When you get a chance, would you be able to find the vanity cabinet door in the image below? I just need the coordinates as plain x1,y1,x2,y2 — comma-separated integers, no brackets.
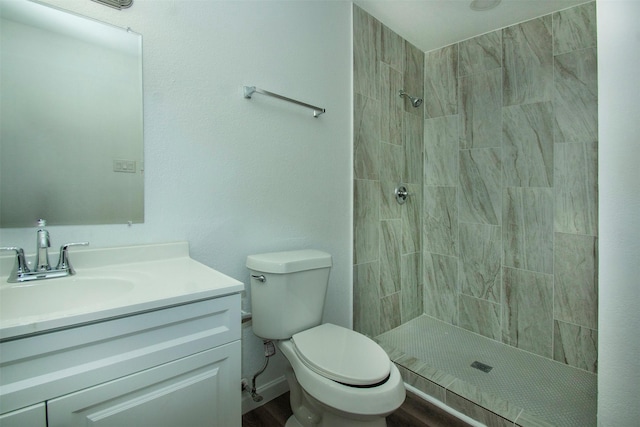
0,403,46,427
47,341,241,427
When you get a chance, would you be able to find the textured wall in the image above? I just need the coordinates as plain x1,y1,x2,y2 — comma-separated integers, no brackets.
422,2,598,372
353,5,425,338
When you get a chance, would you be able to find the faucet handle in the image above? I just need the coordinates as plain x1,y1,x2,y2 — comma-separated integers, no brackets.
1,247,31,281
56,242,89,274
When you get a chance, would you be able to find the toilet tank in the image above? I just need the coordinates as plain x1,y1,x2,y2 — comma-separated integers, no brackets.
247,250,332,340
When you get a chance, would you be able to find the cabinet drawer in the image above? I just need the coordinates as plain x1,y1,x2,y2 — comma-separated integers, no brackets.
0,294,240,414
48,341,241,427
0,403,46,427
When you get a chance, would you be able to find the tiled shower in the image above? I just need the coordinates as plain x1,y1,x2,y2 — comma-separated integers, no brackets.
353,0,598,416
353,4,425,338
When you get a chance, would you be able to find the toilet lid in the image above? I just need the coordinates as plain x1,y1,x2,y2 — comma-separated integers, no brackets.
291,323,390,386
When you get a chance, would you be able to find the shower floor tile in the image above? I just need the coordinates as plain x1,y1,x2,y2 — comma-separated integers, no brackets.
376,315,597,427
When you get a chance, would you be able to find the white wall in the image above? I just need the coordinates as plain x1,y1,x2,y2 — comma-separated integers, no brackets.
0,0,353,394
597,1,640,425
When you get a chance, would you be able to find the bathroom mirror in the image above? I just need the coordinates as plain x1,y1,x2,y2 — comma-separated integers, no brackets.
0,0,143,228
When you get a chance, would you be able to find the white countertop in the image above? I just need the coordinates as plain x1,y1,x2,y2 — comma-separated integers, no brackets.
0,242,244,340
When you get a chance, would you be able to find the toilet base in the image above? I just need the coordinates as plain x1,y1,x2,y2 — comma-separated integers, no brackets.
284,366,389,427
285,414,304,427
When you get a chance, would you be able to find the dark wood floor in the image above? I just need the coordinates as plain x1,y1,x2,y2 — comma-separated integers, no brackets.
242,390,472,427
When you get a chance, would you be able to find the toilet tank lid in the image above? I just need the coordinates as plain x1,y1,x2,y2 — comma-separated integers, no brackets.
246,249,332,274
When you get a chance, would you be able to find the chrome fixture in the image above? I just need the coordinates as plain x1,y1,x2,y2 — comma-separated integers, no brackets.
251,274,266,283
244,86,326,117
0,219,88,283
395,184,409,205
90,0,133,10
399,90,423,108
242,340,277,402
35,219,51,271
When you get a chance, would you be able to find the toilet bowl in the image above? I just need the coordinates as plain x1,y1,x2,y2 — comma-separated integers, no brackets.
278,324,405,426
247,250,406,426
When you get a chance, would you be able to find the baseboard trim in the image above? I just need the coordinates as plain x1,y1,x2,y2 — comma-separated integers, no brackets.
242,375,289,414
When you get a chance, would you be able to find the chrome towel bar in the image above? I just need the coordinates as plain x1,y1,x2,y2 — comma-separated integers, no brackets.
243,86,326,117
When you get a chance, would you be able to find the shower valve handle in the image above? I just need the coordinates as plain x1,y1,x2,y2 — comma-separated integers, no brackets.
395,185,409,205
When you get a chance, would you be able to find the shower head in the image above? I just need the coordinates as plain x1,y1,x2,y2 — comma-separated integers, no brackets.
399,90,423,108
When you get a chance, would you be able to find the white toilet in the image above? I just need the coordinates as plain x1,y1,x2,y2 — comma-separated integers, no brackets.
247,249,405,427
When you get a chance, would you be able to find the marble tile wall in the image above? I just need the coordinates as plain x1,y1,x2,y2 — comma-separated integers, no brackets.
353,5,424,337
422,2,598,372
354,1,597,373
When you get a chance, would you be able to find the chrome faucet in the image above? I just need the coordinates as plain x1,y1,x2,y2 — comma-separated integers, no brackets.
35,219,51,271
0,219,89,283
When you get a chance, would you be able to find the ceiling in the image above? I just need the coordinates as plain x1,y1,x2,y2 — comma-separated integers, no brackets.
352,0,590,52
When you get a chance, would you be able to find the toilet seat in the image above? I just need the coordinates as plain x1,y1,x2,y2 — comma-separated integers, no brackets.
277,339,405,417
291,323,391,386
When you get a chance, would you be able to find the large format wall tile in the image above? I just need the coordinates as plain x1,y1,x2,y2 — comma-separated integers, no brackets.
423,186,458,256
424,115,458,187
502,101,554,188
354,93,380,180
381,292,401,333
353,261,381,337
503,187,553,274
402,182,422,254
355,3,598,376
502,267,554,357
401,252,423,323
380,63,403,146
459,148,502,225
404,42,424,116
459,222,502,303
424,252,458,324
554,47,598,143
381,23,404,72
424,44,458,118
380,219,402,297
459,69,502,149
502,16,553,106
380,180,402,220
554,142,598,235
353,6,380,100
554,320,598,373
404,111,423,183
458,294,501,340
379,141,403,182
554,232,598,329
553,2,597,56
354,179,380,264
353,8,424,340
459,31,502,77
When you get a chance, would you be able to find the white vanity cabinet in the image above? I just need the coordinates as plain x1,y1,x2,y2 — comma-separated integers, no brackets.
47,344,238,427
0,294,241,427
0,403,47,427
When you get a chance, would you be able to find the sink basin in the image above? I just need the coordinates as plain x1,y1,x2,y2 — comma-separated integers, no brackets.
0,276,134,320
0,242,244,340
